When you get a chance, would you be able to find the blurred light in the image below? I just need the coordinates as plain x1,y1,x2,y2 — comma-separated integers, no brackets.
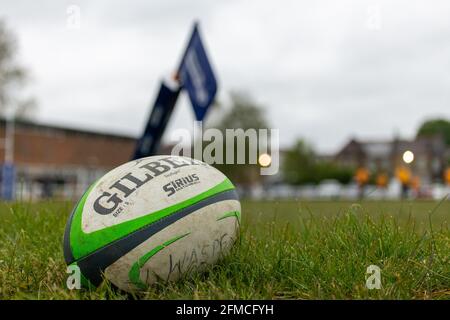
402,150,414,164
258,153,272,167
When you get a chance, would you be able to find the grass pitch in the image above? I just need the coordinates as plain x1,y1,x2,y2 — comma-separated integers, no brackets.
0,199,448,300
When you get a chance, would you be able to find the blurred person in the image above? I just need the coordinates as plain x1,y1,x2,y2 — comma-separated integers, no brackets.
395,166,411,199
376,172,389,198
376,172,388,188
445,167,450,186
410,175,421,198
355,167,369,199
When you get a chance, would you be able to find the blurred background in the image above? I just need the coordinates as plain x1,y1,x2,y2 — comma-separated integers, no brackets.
0,0,449,200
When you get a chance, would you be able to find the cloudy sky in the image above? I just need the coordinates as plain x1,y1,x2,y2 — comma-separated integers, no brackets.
1,0,450,153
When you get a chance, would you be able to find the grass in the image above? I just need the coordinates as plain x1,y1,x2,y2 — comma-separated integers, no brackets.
0,199,449,300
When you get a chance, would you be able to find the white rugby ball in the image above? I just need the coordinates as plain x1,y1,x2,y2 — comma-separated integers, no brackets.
63,155,241,292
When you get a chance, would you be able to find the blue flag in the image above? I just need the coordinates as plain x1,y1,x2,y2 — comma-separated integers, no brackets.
132,82,180,159
178,23,218,121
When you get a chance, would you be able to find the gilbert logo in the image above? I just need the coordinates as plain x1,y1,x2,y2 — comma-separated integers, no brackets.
163,174,200,197
93,157,205,215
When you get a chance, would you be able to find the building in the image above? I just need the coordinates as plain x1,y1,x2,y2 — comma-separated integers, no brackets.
335,135,448,184
0,119,138,200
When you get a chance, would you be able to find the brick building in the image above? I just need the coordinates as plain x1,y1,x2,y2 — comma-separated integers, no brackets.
334,135,448,184
0,119,137,200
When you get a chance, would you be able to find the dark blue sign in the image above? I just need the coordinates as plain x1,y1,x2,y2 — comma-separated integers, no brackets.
178,23,218,121
1,162,16,200
132,82,180,159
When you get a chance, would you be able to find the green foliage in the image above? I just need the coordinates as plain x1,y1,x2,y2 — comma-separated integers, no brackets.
417,118,450,146
0,200,448,299
213,92,268,131
210,92,270,187
283,139,354,185
0,20,35,119
282,139,316,184
314,162,354,184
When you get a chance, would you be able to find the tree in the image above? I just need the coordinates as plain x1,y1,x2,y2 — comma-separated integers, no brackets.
213,92,268,131
282,139,316,184
0,20,35,119
282,138,354,185
210,92,270,187
417,118,450,146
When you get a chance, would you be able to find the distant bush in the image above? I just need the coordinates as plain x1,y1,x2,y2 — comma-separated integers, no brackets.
417,118,450,146
314,162,354,184
282,139,354,185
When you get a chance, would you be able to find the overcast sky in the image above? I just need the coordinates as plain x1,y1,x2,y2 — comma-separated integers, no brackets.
1,0,450,153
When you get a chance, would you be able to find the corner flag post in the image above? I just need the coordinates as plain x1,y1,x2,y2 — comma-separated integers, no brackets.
132,82,180,159
132,22,218,160
176,22,218,122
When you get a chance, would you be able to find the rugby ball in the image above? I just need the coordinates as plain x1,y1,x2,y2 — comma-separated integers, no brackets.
63,155,240,292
